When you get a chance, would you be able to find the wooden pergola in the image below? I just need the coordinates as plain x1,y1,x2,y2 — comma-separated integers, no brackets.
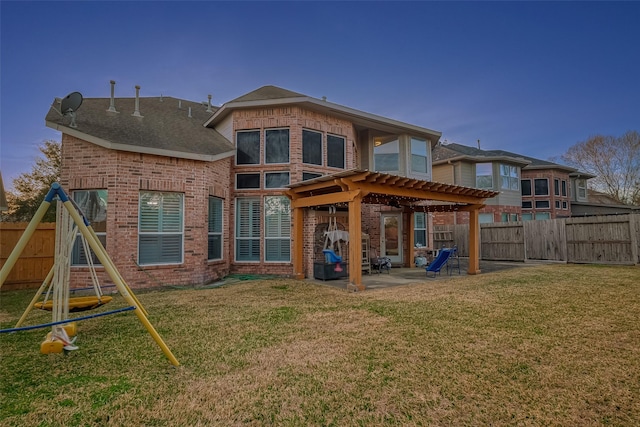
285,170,499,290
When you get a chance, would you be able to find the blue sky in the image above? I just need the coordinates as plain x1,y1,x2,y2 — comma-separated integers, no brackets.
1,1,638,189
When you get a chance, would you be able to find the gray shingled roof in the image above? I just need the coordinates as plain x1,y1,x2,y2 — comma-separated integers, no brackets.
229,85,306,102
45,96,235,161
433,142,575,171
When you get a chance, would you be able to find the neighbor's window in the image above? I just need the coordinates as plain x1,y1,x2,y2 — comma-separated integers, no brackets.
577,179,587,199
476,163,493,189
236,173,260,189
410,138,429,175
327,134,345,168
479,213,494,223
302,129,323,165
500,164,519,190
555,200,561,209
236,130,260,165
374,138,399,173
72,189,108,266
522,201,532,209
414,212,427,248
235,198,260,262
562,180,567,197
265,172,290,189
535,200,550,209
554,179,560,196
521,179,532,196
522,213,533,221
535,212,551,220
562,201,568,209
264,196,291,262
138,192,183,265
208,197,223,261
534,178,549,196
265,128,290,164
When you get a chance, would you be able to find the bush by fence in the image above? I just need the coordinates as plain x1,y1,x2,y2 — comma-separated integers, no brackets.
435,214,640,265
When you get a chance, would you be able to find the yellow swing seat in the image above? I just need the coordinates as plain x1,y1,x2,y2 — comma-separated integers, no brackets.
35,296,113,313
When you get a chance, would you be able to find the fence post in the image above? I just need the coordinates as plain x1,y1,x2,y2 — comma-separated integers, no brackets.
630,214,639,265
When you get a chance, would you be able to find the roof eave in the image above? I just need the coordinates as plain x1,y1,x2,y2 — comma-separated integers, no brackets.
46,121,236,162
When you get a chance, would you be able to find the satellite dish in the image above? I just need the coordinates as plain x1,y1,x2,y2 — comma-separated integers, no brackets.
61,92,83,113
60,92,83,128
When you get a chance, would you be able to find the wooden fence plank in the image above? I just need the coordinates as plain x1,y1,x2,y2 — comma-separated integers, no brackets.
0,222,55,289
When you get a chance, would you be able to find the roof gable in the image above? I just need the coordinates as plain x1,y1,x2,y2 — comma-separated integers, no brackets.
230,85,306,102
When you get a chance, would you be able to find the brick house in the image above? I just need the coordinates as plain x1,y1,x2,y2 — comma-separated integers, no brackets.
432,142,594,224
45,83,497,289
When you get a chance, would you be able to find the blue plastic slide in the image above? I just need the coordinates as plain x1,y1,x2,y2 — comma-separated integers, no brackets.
425,248,452,278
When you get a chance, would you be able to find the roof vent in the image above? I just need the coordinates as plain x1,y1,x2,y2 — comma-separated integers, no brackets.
132,85,143,117
107,80,118,113
178,100,182,109
322,96,327,101
206,94,213,112
188,107,192,118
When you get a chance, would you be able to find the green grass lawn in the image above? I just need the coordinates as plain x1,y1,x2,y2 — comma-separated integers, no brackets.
1,264,639,426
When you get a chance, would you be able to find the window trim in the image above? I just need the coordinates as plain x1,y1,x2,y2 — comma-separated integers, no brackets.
409,137,430,178
499,164,519,191
413,212,428,248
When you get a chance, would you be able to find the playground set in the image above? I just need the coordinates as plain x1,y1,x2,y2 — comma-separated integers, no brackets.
0,183,180,366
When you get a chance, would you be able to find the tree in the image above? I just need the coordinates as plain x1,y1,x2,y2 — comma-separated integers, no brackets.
2,140,61,222
559,131,640,205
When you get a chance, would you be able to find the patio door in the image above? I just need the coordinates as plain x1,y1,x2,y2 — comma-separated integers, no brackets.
380,213,402,264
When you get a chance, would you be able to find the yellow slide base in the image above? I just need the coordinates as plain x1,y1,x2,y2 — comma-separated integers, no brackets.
40,339,64,354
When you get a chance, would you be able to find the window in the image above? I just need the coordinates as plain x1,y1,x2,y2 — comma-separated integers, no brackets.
302,129,322,165
562,180,567,197
265,129,289,164
264,196,291,262
522,213,533,221
479,213,494,223
535,200,550,209
554,179,560,196
476,163,493,189
235,198,261,261
500,164,519,190
302,172,322,181
410,138,429,175
374,139,399,172
265,172,290,189
535,212,551,220
577,179,587,199
562,201,568,209
138,192,183,265
72,190,107,266
327,134,345,169
521,179,532,196
522,201,532,209
555,200,561,209
208,197,223,260
236,173,260,189
501,213,509,222
414,212,427,248
236,130,260,165
511,214,519,222
534,178,549,196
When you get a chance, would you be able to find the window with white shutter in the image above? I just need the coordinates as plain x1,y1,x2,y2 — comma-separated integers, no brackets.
138,192,183,265
235,198,261,262
208,197,223,260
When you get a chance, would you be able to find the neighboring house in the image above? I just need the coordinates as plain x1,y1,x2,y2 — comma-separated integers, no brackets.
45,82,497,289
571,189,640,216
432,142,595,223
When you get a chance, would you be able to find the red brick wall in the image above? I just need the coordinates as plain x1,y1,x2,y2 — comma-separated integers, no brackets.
61,134,231,289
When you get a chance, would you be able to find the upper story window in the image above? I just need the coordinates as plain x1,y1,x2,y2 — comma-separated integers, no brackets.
236,130,260,165
265,129,289,164
302,172,323,181
534,178,549,196
476,163,493,189
500,164,519,190
303,129,323,165
554,179,560,196
577,179,587,199
327,134,345,169
521,179,532,196
410,138,429,175
265,172,290,189
374,139,399,173
236,173,261,190
562,180,567,197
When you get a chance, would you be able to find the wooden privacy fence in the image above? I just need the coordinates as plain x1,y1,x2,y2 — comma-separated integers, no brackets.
436,213,640,265
0,222,55,290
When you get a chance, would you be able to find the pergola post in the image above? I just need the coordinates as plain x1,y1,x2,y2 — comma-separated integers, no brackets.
468,207,482,274
291,206,305,279
348,194,364,291
407,208,415,267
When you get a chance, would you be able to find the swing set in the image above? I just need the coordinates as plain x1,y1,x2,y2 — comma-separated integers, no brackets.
0,183,179,366
322,206,349,272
